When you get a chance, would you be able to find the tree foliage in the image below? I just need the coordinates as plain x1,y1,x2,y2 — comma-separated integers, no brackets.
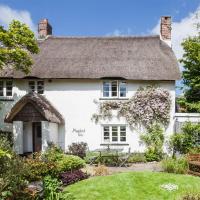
180,34,200,102
178,14,200,112
0,20,39,74
169,122,200,155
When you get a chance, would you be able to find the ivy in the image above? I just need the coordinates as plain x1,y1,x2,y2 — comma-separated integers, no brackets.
92,86,171,129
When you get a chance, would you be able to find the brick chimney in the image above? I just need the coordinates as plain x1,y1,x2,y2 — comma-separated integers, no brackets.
38,19,52,38
160,16,172,47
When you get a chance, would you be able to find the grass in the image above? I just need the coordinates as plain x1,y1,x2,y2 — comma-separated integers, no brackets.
64,172,200,200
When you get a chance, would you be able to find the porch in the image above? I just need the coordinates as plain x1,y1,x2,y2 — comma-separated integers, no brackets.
4,92,64,154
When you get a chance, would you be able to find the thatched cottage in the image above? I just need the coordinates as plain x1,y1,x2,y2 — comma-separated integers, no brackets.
0,17,181,154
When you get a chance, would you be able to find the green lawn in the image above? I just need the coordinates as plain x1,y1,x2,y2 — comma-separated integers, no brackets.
64,172,200,200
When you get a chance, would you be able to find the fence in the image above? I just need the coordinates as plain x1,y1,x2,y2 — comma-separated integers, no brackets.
174,113,200,133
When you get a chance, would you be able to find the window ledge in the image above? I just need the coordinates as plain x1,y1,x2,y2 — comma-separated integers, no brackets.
100,143,129,146
99,98,129,100
0,97,14,101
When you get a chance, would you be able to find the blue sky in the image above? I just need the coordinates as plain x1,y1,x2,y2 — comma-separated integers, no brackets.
0,0,199,36
0,0,199,95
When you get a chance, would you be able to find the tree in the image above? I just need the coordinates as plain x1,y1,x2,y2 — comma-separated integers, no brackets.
0,20,39,74
178,14,200,112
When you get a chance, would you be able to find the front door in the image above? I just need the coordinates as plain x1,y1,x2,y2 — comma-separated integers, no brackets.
32,122,42,152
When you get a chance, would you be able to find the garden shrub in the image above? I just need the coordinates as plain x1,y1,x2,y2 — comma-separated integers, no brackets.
0,137,29,200
0,131,13,147
24,155,58,181
84,151,99,164
94,165,109,176
43,175,63,200
161,157,188,174
96,153,120,166
60,170,89,186
43,144,64,162
169,122,200,155
68,142,88,158
56,155,85,172
181,192,200,200
128,152,146,163
140,123,164,161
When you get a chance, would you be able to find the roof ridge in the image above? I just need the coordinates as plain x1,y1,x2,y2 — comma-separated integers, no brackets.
43,35,160,40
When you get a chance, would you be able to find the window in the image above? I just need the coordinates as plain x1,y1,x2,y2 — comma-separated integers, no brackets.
103,125,126,143
28,80,44,94
103,81,127,98
0,80,13,97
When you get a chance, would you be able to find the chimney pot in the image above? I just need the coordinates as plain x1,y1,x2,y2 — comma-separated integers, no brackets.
38,19,52,38
160,16,172,47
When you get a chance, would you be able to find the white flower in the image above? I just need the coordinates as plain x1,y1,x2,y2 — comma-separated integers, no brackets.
160,183,178,191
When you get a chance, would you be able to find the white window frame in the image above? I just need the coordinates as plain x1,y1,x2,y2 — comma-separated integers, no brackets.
102,125,127,144
102,80,127,99
0,80,13,98
28,80,44,94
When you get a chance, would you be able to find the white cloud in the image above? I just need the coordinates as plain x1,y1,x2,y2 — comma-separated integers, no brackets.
0,4,37,34
106,28,132,36
151,6,200,59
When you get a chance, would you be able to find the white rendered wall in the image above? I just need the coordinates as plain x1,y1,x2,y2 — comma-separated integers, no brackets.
1,79,176,153
41,121,58,151
44,79,176,152
13,121,23,154
0,80,27,132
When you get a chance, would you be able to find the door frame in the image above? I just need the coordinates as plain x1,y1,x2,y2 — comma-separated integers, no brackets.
32,122,42,152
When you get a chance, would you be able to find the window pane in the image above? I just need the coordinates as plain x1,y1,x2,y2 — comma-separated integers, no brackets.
119,81,126,97
112,126,118,142
120,126,126,142
103,126,110,142
29,81,35,92
0,81,3,96
6,81,12,96
37,81,44,94
111,81,118,97
103,82,110,97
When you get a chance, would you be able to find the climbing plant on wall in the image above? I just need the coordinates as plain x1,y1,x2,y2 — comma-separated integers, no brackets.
92,85,171,129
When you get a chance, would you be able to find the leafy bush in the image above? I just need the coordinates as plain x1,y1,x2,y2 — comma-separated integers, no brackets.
24,154,58,181
128,152,146,163
43,175,63,200
68,142,88,159
57,155,85,172
0,131,13,147
170,122,200,154
60,170,89,186
42,145,85,173
0,137,29,199
97,153,120,166
43,144,64,162
84,151,99,164
161,157,188,174
94,165,109,176
181,192,200,200
140,123,164,161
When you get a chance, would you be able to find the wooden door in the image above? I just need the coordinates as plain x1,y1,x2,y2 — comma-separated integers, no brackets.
32,122,42,152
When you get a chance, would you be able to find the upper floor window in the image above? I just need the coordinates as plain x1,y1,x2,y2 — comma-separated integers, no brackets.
103,125,126,143
103,80,127,98
0,80,13,97
28,80,44,94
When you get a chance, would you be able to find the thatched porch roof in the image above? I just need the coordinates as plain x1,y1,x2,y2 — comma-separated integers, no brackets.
5,92,64,124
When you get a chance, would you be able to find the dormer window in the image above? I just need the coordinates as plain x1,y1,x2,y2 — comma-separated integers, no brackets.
28,80,44,94
0,80,13,97
103,80,127,98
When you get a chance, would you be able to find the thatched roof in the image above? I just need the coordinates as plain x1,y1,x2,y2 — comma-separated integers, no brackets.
0,35,181,80
5,92,64,124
